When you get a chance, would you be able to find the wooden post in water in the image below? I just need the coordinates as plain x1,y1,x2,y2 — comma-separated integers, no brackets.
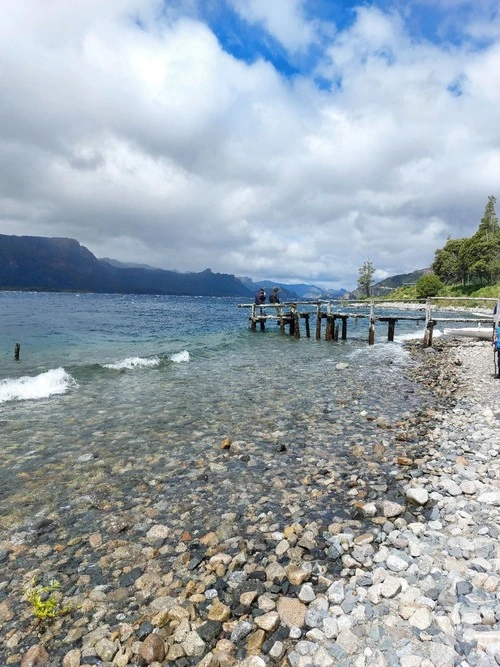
289,310,295,337
341,316,348,340
423,299,432,347
333,322,339,341
388,319,396,342
304,313,310,338
250,304,257,331
315,302,322,340
425,321,435,347
325,316,332,341
278,306,285,334
368,303,375,345
325,301,332,341
14,343,20,360
260,318,265,331
293,308,301,339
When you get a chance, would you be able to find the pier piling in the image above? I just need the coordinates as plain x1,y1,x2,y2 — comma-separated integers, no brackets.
388,319,396,342
325,316,332,341
293,309,300,339
315,305,322,340
304,313,311,338
341,316,348,340
368,304,375,345
14,343,20,361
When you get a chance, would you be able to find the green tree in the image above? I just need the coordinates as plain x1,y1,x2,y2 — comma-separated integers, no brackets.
357,260,375,297
464,195,500,284
415,274,444,298
432,195,500,286
432,237,469,285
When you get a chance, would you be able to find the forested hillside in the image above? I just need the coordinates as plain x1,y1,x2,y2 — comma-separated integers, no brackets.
433,196,499,286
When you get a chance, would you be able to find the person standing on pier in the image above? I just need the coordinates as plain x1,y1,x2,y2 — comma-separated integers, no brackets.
269,286,280,304
255,287,266,314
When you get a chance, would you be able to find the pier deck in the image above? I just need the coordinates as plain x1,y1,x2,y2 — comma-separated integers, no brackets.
238,297,500,346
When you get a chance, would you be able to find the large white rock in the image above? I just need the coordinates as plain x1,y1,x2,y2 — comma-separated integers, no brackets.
381,501,405,518
409,608,432,630
477,491,500,505
326,581,345,605
406,488,429,505
380,575,402,598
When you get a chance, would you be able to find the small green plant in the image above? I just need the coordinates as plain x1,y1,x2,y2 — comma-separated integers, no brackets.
23,579,71,621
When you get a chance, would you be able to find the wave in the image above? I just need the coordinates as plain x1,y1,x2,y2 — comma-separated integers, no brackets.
394,328,443,342
103,356,161,370
170,350,190,363
0,368,77,404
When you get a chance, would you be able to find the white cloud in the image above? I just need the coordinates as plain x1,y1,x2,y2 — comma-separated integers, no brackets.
228,0,320,53
0,1,498,288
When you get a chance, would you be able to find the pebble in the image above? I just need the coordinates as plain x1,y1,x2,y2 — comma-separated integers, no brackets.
139,633,165,664
20,645,49,667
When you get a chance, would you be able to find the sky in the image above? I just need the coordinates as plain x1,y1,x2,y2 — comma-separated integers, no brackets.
0,1,499,289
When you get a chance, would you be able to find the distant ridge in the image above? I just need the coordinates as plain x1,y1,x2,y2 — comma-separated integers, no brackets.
239,277,348,300
0,234,252,297
100,257,168,271
344,268,430,299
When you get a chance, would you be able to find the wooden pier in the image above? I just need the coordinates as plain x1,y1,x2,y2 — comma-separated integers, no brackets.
238,297,500,346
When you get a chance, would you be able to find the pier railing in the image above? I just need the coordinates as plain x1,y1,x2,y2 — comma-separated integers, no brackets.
238,296,500,346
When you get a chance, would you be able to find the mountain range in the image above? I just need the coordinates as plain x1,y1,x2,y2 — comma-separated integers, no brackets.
0,233,425,298
0,235,251,297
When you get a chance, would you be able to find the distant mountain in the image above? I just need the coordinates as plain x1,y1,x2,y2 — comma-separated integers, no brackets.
238,277,298,300
0,235,252,297
239,277,348,300
100,257,170,271
285,283,347,299
344,268,430,299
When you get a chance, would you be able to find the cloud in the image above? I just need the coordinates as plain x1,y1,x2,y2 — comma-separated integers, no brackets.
0,0,498,288
227,0,320,53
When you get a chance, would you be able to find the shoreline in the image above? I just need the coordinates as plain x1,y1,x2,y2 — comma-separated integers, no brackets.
2,341,500,666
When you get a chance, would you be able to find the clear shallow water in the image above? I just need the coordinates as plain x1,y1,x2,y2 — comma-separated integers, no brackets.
0,292,434,530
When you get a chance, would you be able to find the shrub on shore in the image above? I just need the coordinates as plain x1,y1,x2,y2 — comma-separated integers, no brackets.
24,579,72,621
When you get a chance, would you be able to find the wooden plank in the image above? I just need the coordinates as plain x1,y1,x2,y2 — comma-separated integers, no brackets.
377,316,425,322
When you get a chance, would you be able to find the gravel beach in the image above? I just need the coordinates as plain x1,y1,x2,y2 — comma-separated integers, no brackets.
1,339,499,667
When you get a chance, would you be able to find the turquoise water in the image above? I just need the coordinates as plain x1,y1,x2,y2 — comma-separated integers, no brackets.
0,292,430,529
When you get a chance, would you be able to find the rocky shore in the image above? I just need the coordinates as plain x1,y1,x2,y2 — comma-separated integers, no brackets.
1,340,499,667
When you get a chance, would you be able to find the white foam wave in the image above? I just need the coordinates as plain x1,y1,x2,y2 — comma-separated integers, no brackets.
394,328,443,342
103,356,160,370
0,368,77,404
170,350,190,363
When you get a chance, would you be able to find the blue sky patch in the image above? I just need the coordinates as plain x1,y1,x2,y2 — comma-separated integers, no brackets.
177,0,496,82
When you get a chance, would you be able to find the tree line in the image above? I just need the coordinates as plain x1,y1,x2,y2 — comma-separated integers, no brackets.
432,195,499,285
357,195,498,299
